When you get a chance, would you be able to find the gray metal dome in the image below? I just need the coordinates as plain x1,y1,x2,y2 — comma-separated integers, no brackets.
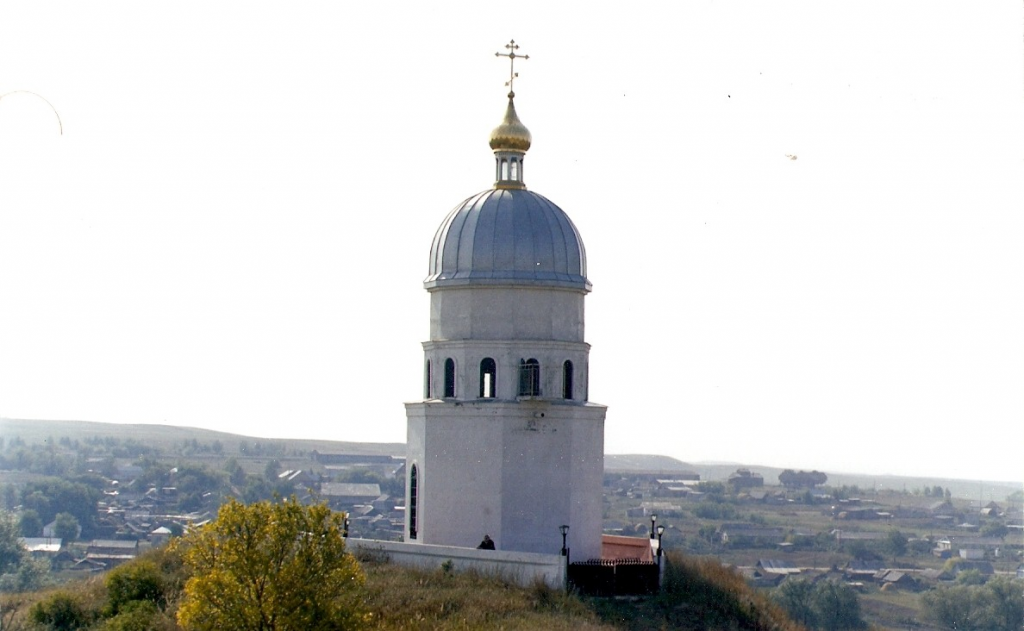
425,188,590,291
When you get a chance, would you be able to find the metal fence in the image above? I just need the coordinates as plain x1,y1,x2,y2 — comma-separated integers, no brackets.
568,558,660,596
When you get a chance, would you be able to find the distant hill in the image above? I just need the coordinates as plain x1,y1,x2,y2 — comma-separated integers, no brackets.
603,453,696,474
686,463,1021,503
0,418,404,457
2,418,1018,501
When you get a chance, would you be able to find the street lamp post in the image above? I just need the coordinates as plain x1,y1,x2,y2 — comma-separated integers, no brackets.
650,514,657,539
656,524,666,565
559,524,570,590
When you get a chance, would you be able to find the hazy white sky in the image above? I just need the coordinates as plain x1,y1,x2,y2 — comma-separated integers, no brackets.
0,2,1021,483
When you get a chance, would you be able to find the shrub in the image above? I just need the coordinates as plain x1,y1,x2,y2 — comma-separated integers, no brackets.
98,600,178,631
104,559,166,615
774,578,866,631
28,591,91,630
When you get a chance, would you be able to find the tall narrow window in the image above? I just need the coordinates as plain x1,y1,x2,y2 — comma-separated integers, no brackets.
510,158,519,181
518,358,540,397
409,465,418,540
425,360,432,398
480,358,497,398
443,358,455,398
562,360,574,400
500,158,509,180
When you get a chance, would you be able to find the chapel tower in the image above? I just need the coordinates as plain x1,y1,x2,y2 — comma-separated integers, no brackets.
405,42,606,560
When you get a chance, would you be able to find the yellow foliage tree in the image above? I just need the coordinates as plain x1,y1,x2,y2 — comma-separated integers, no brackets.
175,497,366,631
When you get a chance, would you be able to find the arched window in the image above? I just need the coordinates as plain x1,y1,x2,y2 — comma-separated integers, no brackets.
500,158,509,180
479,358,497,398
562,360,574,400
409,465,418,540
424,360,432,398
518,358,540,397
443,358,455,398
510,158,519,181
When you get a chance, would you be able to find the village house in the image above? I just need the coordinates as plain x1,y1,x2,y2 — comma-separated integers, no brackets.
320,482,382,511
832,530,887,544
874,569,917,590
739,566,786,588
654,478,701,497
150,527,172,546
19,537,62,559
934,536,1003,560
756,559,801,576
719,524,786,547
85,539,139,569
844,559,882,580
727,469,764,491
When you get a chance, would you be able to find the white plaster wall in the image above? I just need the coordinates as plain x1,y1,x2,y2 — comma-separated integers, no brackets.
568,415,605,561
405,400,605,561
429,286,586,342
405,403,505,548
346,538,567,588
405,413,425,541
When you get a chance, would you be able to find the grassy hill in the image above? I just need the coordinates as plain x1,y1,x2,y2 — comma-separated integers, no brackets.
1,545,801,631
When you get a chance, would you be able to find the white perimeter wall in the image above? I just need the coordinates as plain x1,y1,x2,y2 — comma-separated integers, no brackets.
346,538,567,589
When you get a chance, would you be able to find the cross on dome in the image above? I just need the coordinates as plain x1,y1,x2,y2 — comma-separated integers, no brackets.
494,39,529,97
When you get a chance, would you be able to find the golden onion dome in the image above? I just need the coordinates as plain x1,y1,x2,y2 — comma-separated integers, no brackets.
488,93,532,153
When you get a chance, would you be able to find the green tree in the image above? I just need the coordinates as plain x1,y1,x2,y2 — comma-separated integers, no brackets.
19,509,43,537
224,458,247,486
2,485,17,510
773,578,817,627
884,529,907,564
922,584,986,630
956,569,986,586
242,477,273,504
20,480,100,536
981,577,1024,631
54,512,80,542
0,555,51,592
812,580,866,630
0,512,26,575
843,539,879,561
175,497,366,631
263,459,280,480
980,521,1008,538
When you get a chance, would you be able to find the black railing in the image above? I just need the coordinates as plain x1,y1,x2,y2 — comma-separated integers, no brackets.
568,558,659,596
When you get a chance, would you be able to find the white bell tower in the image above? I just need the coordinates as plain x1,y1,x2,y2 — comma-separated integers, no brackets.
405,42,606,561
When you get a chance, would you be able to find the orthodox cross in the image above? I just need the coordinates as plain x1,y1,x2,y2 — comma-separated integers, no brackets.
495,40,529,96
